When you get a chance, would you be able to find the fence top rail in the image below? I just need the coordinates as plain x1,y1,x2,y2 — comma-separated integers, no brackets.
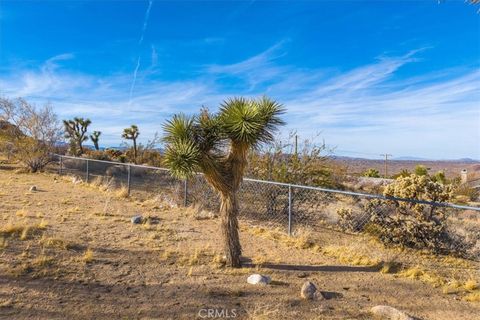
57,154,170,171
56,154,480,212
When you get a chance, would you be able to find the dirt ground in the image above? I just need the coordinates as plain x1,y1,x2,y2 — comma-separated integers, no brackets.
0,167,479,320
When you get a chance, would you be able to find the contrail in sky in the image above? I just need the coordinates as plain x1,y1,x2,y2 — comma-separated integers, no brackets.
129,0,153,103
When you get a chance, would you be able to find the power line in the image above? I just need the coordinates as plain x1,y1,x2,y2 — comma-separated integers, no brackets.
380,153,393,178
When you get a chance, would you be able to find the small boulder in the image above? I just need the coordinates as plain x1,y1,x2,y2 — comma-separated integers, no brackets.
29,186,37,192
130,215,143,224
301,281,319,300
370,305,415,320
247,274,271,285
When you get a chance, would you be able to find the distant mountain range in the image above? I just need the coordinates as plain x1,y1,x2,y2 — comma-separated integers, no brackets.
331,155,479,163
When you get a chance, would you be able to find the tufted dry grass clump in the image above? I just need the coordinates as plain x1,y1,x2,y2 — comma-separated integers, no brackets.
399,266,446,288
115,186,129,198
464,291,480,302
82,249,94,263
323,245,380,266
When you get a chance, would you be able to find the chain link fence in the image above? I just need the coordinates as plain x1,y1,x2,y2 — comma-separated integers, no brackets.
54,155,480,269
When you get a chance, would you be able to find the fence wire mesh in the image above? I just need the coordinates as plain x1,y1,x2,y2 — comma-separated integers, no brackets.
55,155,480,269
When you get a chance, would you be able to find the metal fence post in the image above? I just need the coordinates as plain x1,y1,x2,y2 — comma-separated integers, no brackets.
85,159,89,183
288,185,292,236
59,156,63,175
127,165,131,196
183,179,188,207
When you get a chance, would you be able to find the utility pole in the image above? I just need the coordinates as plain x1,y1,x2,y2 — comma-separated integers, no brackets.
294,134,298,156
380,153,392,178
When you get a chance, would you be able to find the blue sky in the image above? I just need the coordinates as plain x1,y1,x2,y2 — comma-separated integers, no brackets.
0,0,479,159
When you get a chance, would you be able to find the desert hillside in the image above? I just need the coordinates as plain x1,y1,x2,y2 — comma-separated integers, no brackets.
332,157,480,179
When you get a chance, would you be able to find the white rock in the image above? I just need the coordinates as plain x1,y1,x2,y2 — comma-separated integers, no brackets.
247,274,271,285
370,305,415,320
29,186,37,192
301,281,319,300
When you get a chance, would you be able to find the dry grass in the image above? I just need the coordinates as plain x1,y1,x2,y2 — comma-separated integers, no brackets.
39,235,69,250
323,245,380,266
16,209,28,217
83,249,94,263
33,254,53,267
246,304,280,320
0,299,14,308
399,266,446,288
464,291,480,302
464,279,479,291
0,236,7,249
115,186,129,198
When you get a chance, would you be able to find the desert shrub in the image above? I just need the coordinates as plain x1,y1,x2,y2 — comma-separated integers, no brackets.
364,174,471,256
363,168,380,178
0,97,62,172
414,164,429,176
247,132,345,188
104,148,123,159
453,184,479,202
392,169,410,179
84,150,112,161
432,170,448,184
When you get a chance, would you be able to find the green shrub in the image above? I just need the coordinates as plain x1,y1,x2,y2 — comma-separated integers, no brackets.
363,168,380,178
414,165,429,176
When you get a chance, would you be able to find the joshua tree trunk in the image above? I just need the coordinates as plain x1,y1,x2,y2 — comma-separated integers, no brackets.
78,141,84,155
220,192,242,268
133,139,137,164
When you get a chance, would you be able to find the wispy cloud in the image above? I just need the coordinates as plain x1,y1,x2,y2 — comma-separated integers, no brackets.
139,0,153,46
129,0,154,103
1,43,478,159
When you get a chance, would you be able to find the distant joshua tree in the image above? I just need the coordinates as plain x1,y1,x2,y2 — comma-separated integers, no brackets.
90,131,101,151
122,125,140,163
162,97,285,267
63,117,91,156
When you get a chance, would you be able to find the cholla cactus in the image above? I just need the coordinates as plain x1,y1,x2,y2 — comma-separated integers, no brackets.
365,174,465,255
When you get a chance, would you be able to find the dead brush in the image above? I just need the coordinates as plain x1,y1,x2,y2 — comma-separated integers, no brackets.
1,221,47,239
322,245,380,266
246,303,280,320
115,185,129,198
82,249,94,263
0,236,7,249
39,235,69,250
399,266,446,288
464,291,480,302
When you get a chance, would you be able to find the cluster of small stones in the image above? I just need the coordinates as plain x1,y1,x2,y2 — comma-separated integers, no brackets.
247,276,416,319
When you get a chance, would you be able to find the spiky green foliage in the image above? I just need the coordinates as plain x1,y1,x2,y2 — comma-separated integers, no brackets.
63,117,91,155
163,97,285,180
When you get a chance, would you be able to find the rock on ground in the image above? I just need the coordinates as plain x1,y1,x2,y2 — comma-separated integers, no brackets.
29,186,37,192
247,274,271,285
370,305,416,320
301,281,319,300
130,215,143,224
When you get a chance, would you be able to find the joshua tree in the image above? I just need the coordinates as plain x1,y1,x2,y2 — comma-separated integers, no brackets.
122,125,140,163
163,97,285,267
63,117,91,156
90,131,101,150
